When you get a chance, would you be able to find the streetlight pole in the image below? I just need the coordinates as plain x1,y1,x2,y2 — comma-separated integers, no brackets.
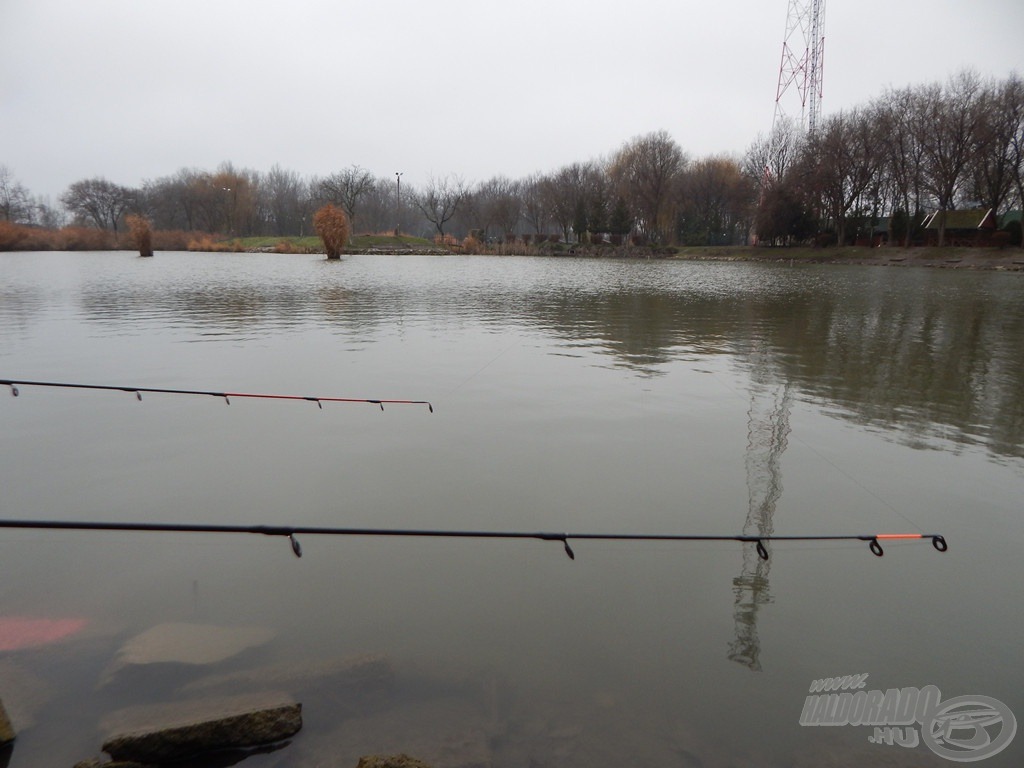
221,186,233,237
395,172,403,236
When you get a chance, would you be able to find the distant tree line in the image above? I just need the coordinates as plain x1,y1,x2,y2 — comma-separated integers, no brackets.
750,71,1024,246
2,70,1022,250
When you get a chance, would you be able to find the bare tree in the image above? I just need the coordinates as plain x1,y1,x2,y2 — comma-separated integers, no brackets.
60,177,136,235
264,164,307,236
970,75,1024,216
142,168,208,231
473,176,522,239
743,118,805,196
33,196,65,229
412,176,467,236
580,160,613,237
917,71,986,245
1008,75,1024,246
520,175,550,236
0,166,32,223
341,176,410,235
318,165,375,232
541,164,589,242
678,155,756,245
874,86,929,245
805,108,881,246
611,130,687,243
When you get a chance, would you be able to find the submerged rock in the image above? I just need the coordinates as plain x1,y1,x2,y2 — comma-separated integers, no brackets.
100,691,301,763
180,652,393,697
491,698,710,768
0,660,50,735
101,622,275,686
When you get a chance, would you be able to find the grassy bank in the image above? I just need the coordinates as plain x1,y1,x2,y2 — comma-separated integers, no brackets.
227,234,437,253
4,222,1022,270
225,238,1024,269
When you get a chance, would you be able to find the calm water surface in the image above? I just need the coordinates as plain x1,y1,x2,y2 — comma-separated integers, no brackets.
0,251,1022,767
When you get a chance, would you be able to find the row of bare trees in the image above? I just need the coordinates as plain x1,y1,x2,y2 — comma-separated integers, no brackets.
0,165,64,228
4,136,757,246
427,131,755,246
751,71,1024,246
5,70,1022,248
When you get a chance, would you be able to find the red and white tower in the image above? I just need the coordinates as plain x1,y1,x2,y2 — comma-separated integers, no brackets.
773,0,826,134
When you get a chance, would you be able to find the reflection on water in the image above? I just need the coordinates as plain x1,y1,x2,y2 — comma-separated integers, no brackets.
729,347,792,671
44,255,1024,459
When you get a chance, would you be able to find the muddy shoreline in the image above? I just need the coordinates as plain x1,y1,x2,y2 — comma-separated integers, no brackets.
666,245,1024,271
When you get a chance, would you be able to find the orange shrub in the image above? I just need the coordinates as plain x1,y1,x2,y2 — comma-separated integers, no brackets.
0,221,30,250
313,204,351,259
58,226,114,250
151,229,194,251
186,235,238,252
126,214,154,257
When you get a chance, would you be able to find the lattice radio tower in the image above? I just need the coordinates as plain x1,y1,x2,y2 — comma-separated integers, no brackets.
773,0,826,135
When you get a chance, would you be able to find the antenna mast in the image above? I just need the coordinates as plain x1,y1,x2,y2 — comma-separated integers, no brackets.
773,0,826,134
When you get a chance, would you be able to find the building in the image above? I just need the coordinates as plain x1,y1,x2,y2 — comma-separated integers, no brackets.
921,209,997,246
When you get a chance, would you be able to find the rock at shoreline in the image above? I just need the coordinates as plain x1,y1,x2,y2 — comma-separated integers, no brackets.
101,623,275,686
306,697,492,768
100,692,301,763
357,755,434,768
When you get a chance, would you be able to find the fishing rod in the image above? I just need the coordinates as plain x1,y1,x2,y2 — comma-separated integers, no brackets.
1,378,433,412
0,519,947,560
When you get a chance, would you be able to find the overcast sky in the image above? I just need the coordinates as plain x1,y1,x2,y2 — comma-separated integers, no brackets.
2,0,1023,201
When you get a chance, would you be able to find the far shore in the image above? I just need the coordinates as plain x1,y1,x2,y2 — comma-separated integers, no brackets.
664,245,1024,270
5,230,1024,270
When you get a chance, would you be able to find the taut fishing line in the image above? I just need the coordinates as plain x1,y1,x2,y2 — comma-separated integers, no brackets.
706,357,928,535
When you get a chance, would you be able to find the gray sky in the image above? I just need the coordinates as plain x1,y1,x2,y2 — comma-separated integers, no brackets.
2,0,1023,201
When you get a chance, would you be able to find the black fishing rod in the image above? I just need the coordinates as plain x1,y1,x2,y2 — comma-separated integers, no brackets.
1,378,433,412
0,519,947,560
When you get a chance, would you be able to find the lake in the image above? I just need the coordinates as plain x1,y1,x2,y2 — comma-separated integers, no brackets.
0,251,1021,767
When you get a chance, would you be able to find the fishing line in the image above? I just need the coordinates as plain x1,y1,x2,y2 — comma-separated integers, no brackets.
0,518,947,561
1,378,433,413
706,360,926,534
446,342,517,396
